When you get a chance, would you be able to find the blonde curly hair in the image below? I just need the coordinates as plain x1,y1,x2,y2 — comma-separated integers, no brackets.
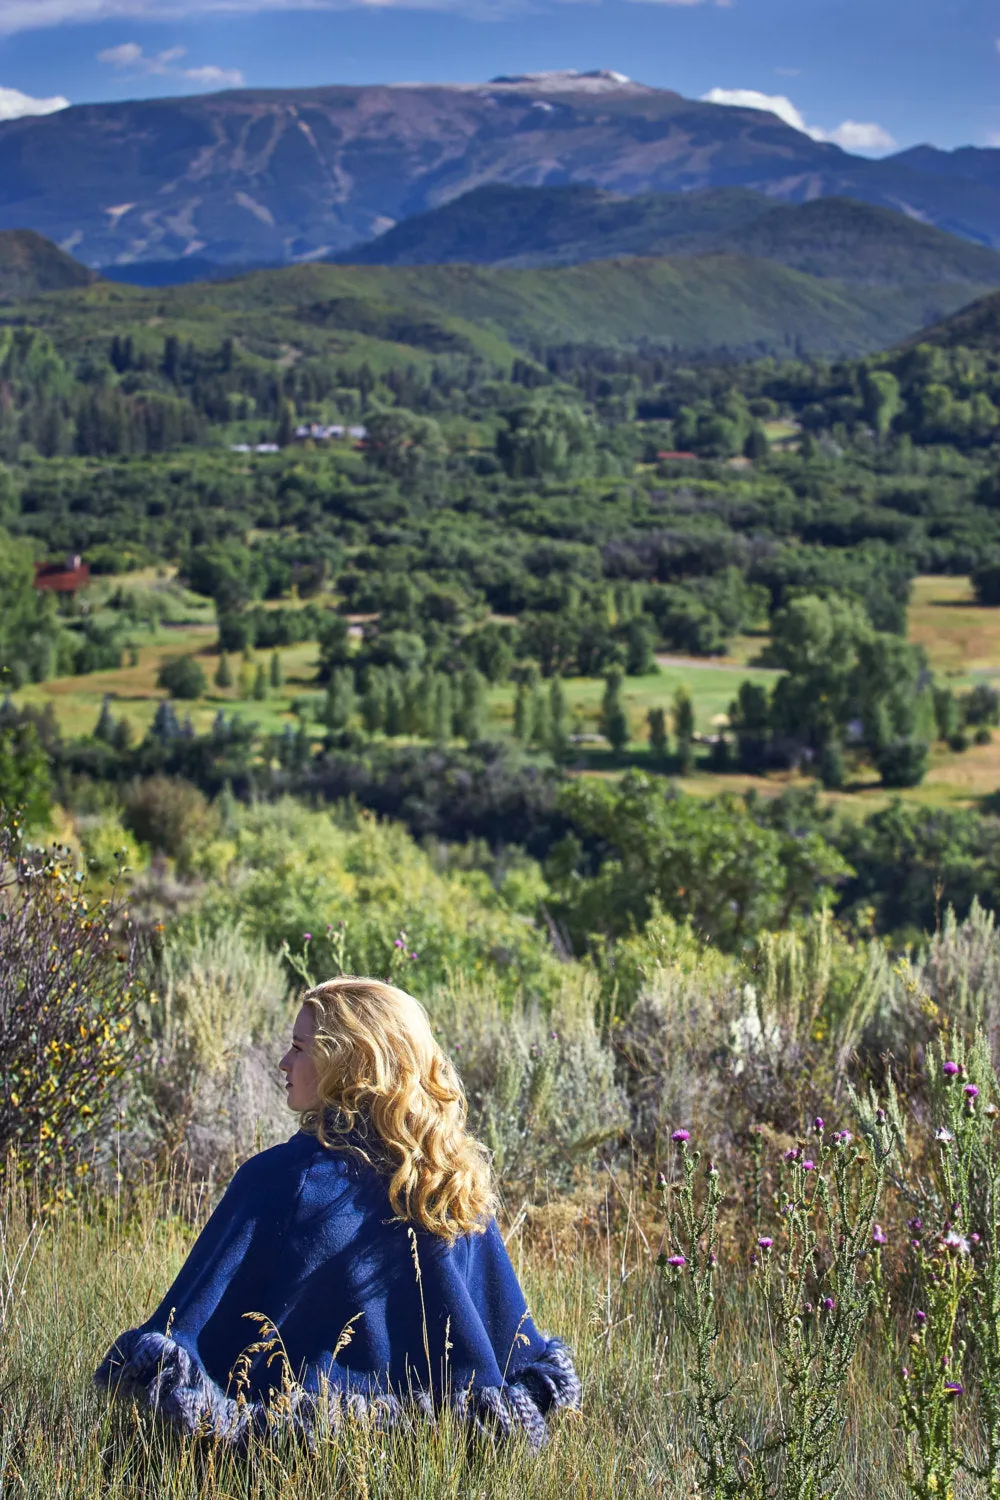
299,976,495,1241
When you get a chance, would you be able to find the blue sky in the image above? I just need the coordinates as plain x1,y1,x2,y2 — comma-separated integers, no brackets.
0,0,990,155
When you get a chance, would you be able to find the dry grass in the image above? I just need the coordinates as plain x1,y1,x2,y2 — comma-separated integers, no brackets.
0,1162,951,1500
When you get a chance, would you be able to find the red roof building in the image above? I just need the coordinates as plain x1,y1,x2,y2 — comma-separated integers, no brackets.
657,451,698,461
34,554,91,595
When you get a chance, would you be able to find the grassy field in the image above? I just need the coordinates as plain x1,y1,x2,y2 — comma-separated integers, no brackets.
14,574,1000,810
0,1162,945,1500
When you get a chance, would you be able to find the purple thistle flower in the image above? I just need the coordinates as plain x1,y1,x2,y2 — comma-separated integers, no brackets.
394,938,405,949
813,1116,824,1133
784,1148,800,1162
872,1224,888,1246
822,1297,835,1312
656,1172,667,1189
802,1160,816,1172
965,1083,980,1099
915,1310,927,1325
672,1129,691,1144
303,932,312,942
944,1382,964,1398
757,1237,774,1250
908,1218,923,1233
942,1060,960,1077
972,1233,981,1245
410,951,418,960
833,1130,853,1145
666,1254,686,1268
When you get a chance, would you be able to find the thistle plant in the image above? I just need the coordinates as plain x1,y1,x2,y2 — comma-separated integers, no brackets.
661,1108,897,1500
764,1107,898,1500
659,1131,748,1500
891,1034,1000,1496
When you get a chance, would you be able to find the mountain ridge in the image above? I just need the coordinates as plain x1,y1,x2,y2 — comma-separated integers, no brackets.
339,184,1000,289
1,77,1000,271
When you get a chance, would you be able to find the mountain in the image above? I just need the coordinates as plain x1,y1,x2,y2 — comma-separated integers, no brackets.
5,247,991,362
911,286,1000,350
342,184,1000,289
4,72,1000,271
0,229,96,299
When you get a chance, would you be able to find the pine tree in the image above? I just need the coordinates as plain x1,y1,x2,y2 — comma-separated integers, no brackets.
457,667,486,744
513,681,529,742
322,668,355,731
293,721,311,769
647,706,668,762
549,676,569,758
673,686,695,773
216,779,238,836
269,651,284,691
150,700,180,742
530,686,551,750
214,652,232,690
94,694,116,743
433,677,452,743
384,674,405,738
252,663,268,701
361,673,385,735
278,723,296,769
238,662,254,699
600,669,630,755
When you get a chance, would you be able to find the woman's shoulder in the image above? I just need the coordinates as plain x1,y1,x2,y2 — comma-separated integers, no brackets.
229,1130,354,1195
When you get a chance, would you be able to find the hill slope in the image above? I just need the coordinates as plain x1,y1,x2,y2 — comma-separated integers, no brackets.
0,229,96,299
4,72,1000,270
7,249,992,361
342,185,1000,289
912,286,1000,350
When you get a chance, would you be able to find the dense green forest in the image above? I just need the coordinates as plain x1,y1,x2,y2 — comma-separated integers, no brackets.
6,247,1000,949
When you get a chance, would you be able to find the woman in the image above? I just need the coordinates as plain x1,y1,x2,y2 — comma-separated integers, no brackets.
95,977,580,1449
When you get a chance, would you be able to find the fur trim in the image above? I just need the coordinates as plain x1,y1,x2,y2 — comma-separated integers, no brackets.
95,1330,579,1453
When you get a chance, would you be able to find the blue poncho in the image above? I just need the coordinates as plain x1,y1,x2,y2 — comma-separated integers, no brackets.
95,1130,579,1449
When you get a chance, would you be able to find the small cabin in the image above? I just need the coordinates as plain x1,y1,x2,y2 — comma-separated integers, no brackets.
34,554,90,595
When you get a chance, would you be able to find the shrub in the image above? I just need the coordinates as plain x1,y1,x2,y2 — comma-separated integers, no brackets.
875,736,929,788
429,970,627,1193
129,921,291,1173
156,654,207,700
122,775,219,870
0,812,142,1185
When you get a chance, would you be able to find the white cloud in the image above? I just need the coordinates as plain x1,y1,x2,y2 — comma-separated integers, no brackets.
97,40,143,65
702,87,810,133
826,119,896,152
182,64,245,87
702,87,896,155
97,39,242,88
0,0,528,31
0,84,69,118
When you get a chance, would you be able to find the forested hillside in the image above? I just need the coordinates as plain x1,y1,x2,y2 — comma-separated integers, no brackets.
346,185,1000,288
